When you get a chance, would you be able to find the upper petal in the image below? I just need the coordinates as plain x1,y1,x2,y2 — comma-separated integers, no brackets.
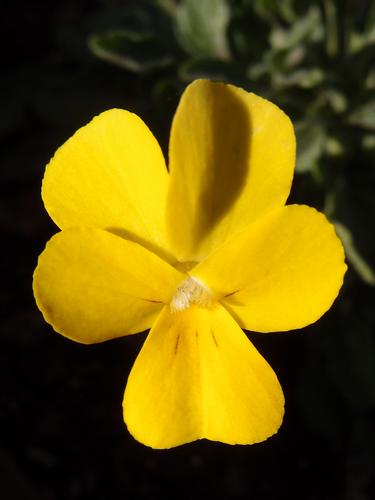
42,109,171,257
33,227,185,344
123,304,284,448
167,79,296,262
194,205,347,332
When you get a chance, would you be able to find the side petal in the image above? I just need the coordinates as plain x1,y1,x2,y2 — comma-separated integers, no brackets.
33,228,185,344
167,79,295,262
42,109,171,256
194,205,347,333
123,304,284,449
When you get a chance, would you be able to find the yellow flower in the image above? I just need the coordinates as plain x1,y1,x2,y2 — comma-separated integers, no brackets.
33,79,346,449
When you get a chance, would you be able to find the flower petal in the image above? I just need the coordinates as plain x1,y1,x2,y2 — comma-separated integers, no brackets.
167,79,295,261
194,205,347,332
42,109,171,256
123,304,284,448
33,227,184,344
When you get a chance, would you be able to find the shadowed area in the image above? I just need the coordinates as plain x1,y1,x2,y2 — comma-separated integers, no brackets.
107,226,177,266
167,81,253,260
193,86,251,239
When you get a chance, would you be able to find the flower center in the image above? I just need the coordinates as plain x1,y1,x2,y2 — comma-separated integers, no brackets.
170,276,213,312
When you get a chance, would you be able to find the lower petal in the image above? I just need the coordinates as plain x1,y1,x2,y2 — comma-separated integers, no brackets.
123,304,284,449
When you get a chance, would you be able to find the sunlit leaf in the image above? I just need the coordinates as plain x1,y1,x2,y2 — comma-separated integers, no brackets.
270,6,323,50
175,0,230,60
324,89,348,113
348,101,375,131
325,137,344,157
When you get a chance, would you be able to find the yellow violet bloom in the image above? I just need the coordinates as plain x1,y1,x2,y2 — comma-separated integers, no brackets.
33,79,346,449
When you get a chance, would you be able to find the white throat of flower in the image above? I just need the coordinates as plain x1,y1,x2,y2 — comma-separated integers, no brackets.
170,276,213,312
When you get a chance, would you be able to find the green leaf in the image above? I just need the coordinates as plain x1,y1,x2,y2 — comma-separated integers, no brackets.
252,0,296,23
247,62,269,81
322,0,338,56
365,67,375,90
155,0,177,17
270,6,323,50
325,137,344,156
88,30,174,73
175,0,230,60
295,122,326,173
334,222,375,286
273,67,324,89
324,89,348,113
362,134,375,150
364,1,375,43
348,101,375,131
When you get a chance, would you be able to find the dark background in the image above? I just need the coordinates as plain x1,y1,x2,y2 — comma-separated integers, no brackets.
1,1,375,499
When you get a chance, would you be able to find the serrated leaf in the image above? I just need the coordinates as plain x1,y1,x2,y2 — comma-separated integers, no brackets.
175,0,230,60
295,122,326,173
88,31,174,73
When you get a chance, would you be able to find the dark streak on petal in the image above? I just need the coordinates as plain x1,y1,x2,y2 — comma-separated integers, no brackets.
211,329,219,348
174,334,180,354
224,290,239,298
